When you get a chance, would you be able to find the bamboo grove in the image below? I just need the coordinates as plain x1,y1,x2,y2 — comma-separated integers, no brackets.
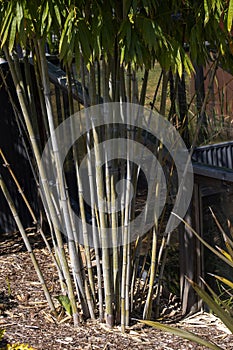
0,0,233,330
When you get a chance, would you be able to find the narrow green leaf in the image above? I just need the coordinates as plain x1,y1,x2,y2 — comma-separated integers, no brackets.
176,48,182,78
42,1,49,27
0,2,13,37
215,246,233,262
16,2,23,32
55,295,72,316
47,12,52,33
78,21,91,63
9,16,17,53
139,320,223,350
188,279,233,333
209,207,233,260
228,0,233,32
120,46,125,65
59,24,69,60
183,52,194,76
53,3,61,27
172,212,233,269
1,12,13,48
201,277,233,316
209,274,233,290
204,0,210,26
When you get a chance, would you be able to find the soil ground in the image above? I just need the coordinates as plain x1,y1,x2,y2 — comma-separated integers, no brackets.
0,230,233,350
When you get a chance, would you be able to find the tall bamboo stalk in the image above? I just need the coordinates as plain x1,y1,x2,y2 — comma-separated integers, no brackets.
3,44,81,326
0,173,56,315
159,69,169,115
65,65,94,318
0,148,59,263
37,39,82,325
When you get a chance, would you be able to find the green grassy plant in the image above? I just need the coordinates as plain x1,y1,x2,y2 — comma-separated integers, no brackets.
141,210,233,349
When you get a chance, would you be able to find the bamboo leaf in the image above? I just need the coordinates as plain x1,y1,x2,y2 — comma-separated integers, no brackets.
53,3,61,27
16,2,24,32
59,8,74,59
9,16,17,53
187,279,233,333
0,2,12,37
204,0,210,26
120,46,125,65
209,207,233,260
55,295,72,316
176,47,182,78
47,12,52,33
201,277,233,316
59,25,69,60
1,12,13,48
183,52,194,76
78,20,91,63
209,273,233,290
42,1,49,28
228,0,233,32
215,246,233,262
139,320,223,350
171,213,233,269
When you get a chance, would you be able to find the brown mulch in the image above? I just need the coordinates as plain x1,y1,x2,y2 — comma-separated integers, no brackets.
0,230,233,350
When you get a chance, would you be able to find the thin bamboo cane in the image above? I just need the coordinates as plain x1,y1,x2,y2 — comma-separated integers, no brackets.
98,58,115,326
159,69,169,116
79,58,101,309
65,66,94,318
75,168,96,319
3,45,81,325
110,175,120,320
143,226,157,319
32,42,50,140
12,52,26,99
102,59,115,319
125,232,131,326
102,59,110,103
89,63,97,105
130,72,160,306
126,64,132,103
124,101,135,327
0,173,57,315
132,70,138,104
119,64,125,102
23,56,41,151
139,69,149,106
0,66,67,294
127,70,163,318
0,148,55,257
96,60,101,105
154,54,221,319
37,39,81,325
120,105,135,330
88,66,109,319
120,158,131,332
143,135,163,319
93,121,114,326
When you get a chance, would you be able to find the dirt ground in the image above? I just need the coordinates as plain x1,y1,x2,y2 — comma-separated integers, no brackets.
0,230,233,350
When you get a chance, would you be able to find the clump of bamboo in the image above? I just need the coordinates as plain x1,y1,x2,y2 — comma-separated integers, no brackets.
0,0,226,333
